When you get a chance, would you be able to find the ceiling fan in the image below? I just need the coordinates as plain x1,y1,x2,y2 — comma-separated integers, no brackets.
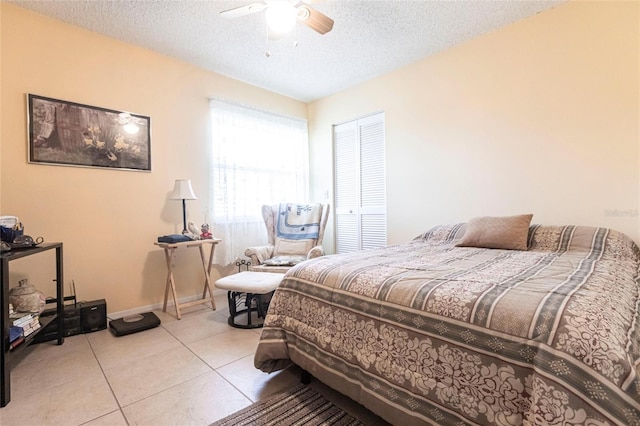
220,0,334,37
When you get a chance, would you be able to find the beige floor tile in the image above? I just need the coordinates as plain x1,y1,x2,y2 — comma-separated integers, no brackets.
11,346,103,399
187,328,261,369
122,297,226,325
82,410,128,426
87,326,183,371
104,345,211,407
83,409,129,426
0,291,381,426
212,291,230,312
154,300,223,320
161,309,230,344
158,294,223,319
150,308,181,324
21,334,90,364
216,308,229,322
0,370,118,426
216,354,302,402
122,371,251,426
178,293,229,319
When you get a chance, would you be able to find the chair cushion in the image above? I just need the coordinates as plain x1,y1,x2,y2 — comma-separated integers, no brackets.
273,238,314,257
262,255,307,266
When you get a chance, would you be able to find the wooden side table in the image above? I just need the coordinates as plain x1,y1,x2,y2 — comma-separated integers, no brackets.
154,239,220,319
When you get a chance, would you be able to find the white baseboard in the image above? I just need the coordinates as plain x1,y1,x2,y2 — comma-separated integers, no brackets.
107,289,225,320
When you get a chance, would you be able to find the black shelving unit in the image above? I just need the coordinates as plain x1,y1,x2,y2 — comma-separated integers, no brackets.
1,242,64,407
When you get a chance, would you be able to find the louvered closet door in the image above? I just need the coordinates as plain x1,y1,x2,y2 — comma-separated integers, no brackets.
334,112,386,254
334,120,359,253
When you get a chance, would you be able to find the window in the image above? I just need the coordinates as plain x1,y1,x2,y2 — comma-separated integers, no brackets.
334,112,386,254
209,99,308,265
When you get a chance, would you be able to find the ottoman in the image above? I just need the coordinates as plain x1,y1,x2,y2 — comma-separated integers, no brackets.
215,271,285,329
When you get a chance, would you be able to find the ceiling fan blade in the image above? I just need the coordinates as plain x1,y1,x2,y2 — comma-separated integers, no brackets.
296,5,334,34
220,2,268,19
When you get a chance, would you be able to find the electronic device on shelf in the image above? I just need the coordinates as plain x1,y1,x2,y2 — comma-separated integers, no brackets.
34,281,107,342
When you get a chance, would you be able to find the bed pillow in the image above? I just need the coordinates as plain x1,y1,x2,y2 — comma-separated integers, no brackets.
455,214,533,250
415,223,467,244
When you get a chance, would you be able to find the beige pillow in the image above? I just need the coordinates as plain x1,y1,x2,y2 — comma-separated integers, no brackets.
273,238,314,257
455,214,533,250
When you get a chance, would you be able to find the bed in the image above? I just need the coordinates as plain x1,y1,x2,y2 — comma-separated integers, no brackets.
254,223,640,425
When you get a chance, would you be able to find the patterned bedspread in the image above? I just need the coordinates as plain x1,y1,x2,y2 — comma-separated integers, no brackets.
254,224,640,425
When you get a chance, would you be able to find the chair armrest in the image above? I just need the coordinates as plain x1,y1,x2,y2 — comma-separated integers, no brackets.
245,245,274,265
307,245,325,259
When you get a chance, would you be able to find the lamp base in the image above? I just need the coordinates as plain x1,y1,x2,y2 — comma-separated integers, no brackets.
181,199,188,234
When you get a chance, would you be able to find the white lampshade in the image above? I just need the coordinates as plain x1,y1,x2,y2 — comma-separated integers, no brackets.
169,179,197,200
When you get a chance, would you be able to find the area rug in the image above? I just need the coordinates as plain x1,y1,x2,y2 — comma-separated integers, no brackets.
211,384,365,426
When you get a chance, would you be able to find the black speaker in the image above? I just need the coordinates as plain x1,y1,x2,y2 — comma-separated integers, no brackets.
80,299,107,333
34,303,80,343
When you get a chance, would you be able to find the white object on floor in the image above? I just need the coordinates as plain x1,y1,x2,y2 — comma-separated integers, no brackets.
215,271,285,329
215,271,284,294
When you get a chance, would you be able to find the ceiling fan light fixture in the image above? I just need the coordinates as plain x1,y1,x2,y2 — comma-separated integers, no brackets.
265,2,297,35
221,0,334,37
297,6,310,21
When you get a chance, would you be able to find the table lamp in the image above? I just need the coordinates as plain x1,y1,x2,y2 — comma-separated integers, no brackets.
169,179,197,234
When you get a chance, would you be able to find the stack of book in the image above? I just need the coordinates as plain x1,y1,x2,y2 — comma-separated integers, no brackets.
9,309,41,350
9,326,24,350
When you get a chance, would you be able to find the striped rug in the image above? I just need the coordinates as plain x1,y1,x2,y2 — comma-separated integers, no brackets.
211,384,364,426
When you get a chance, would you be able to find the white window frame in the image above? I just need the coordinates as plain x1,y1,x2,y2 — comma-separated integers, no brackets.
209,99,309,264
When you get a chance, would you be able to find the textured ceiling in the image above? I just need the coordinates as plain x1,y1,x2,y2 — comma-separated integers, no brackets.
8,0,564,102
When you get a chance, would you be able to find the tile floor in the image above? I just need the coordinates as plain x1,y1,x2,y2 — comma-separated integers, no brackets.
0,293,387,426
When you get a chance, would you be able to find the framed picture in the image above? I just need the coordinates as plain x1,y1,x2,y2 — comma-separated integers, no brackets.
27,94,151,171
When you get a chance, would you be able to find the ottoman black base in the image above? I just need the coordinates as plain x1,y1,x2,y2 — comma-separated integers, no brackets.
227,291,274,329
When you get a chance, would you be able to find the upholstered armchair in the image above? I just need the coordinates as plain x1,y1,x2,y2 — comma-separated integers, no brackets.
245,203,330,272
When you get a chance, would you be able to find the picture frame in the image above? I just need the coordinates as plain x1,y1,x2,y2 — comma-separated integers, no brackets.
27,94,151,171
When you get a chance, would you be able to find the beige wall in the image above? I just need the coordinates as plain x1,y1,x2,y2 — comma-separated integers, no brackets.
1,4,307,313
309,0,639,250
